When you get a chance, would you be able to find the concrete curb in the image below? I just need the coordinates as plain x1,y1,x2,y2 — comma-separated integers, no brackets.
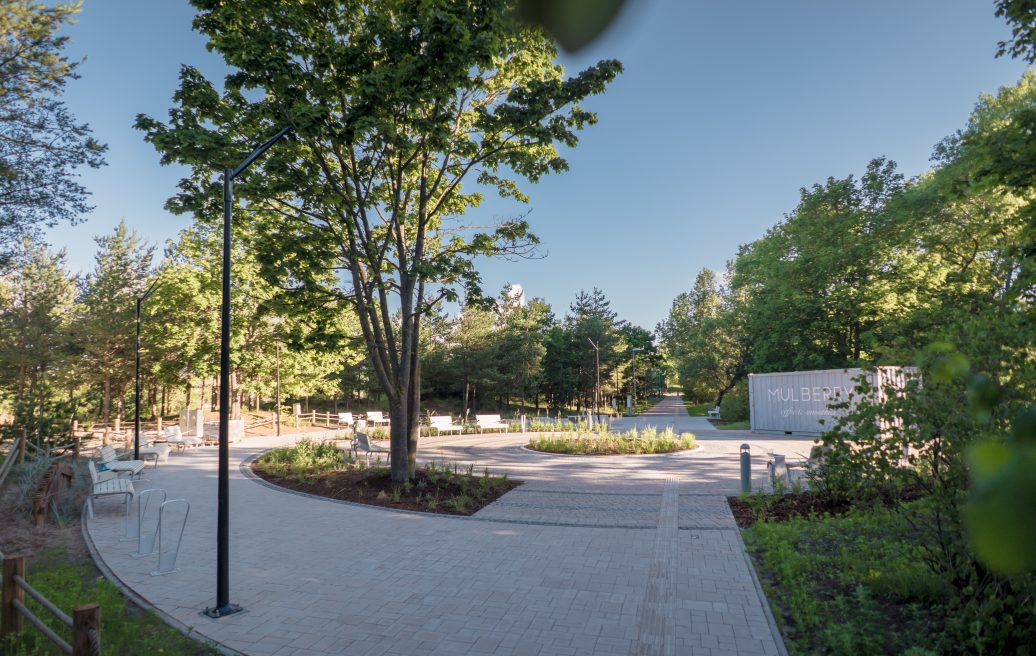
80,500,247,656
728,508,791,656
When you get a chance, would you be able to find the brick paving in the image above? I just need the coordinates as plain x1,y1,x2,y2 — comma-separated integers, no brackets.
85,396,809,655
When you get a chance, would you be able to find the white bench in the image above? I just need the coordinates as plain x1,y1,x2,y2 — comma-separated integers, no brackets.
475,414,508,434
87,460,137,518
365,411,390,428
338,412,354,427
706,406,721,419
429,415,464,435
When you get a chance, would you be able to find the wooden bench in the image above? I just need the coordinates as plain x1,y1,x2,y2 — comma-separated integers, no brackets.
428,415,464,435
707,406,721,419
86,460,136,518
475,414,508,434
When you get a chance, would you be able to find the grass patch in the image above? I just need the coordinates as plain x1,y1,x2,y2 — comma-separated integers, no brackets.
528,426,696,455
744,504,947,655
709,418,750,430
0,548,216,655
683,401,712,416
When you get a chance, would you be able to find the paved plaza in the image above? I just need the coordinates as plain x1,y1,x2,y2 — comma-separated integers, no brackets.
85,396,815,655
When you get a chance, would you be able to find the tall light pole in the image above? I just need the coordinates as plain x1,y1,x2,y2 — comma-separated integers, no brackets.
631,347,643,414
204,125,293,620
586,338,600,428
134,279,161,460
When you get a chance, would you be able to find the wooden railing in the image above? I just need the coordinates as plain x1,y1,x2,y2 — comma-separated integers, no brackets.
1,555,100,655
0,436,23,490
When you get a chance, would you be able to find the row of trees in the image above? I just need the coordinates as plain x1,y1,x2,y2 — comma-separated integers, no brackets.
0,220,659,444
423,287,661,417
0,222,357,443
660,71,1035,410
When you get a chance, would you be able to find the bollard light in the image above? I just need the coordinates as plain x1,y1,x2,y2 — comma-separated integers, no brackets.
740,443,752,495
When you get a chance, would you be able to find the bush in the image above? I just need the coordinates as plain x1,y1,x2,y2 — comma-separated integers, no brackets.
720,380,748,422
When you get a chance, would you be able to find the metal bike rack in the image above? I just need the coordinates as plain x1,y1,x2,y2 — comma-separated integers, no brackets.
132,489,166,558
123,488,164,542
151,499,189,576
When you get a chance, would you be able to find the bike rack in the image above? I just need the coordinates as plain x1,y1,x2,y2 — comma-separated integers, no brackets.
132,489,166,558
122,488,164,542
151,499,189,576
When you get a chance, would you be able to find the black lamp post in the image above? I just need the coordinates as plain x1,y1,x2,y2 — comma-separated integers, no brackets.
204,125,293,620
134,279,161,460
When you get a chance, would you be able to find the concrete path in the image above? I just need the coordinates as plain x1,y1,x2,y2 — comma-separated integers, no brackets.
85,396,812,656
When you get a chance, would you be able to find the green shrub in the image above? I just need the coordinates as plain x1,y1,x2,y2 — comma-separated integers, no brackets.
720,381,748,422
528,427,696,455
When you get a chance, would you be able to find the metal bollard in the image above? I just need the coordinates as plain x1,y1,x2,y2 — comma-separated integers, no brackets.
740,443,751,494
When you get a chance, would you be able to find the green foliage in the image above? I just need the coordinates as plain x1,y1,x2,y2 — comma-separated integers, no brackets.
745,506,946,655
0,1,106,261
529,426,695,455
0,548,216,655
137,0,622,481
719,380,748,422
255,438,344,477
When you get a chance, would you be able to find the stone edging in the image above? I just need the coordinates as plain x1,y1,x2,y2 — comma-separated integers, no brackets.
729,508,791,656
79,504,247,656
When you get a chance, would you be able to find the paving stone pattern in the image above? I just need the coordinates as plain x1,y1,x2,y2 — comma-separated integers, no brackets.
86,396,808,655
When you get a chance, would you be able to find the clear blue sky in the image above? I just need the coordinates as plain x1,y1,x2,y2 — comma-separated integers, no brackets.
46,0,1029,330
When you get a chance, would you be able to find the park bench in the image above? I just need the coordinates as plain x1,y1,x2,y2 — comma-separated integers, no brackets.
86,459,137,518
428,415,464,435
707,406,721,418
475,414,509,434
98,444,146,477
338,412,354,428
350,432,390,467
365,411,390,428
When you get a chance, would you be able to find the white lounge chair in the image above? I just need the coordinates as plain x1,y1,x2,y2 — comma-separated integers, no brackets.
164,425,202,453
365,411,390,428
429,415,464,435
87,459,137,518
98,445,146,477
475,414,509,434
338,412,354,427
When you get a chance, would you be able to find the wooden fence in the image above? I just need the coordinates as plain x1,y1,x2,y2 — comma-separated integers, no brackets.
0,436,24,490
1,555,100,655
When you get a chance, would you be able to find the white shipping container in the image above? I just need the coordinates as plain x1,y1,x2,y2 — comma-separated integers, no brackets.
748,367,917,436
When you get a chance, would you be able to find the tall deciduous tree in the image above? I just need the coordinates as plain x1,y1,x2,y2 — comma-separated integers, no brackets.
0,1,106,262
136,0,621,480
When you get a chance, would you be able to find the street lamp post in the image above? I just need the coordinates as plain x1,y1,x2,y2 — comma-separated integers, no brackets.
631,347,643,414
134,279,161,461
204,125,294,620
586,338,600,428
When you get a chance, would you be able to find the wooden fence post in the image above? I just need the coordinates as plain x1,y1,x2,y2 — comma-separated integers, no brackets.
72,604,100,656
17,428,26,465
2,555,25,638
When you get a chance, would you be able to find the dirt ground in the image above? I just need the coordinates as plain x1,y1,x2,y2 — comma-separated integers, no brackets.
0,472,89,562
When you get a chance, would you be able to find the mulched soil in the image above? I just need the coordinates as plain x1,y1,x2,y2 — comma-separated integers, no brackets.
251,465,522,515
727,492,853,528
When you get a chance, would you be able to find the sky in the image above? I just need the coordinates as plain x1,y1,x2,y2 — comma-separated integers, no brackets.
45,0,1030,331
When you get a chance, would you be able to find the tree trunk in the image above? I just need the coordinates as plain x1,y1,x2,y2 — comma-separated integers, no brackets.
102,372,111,427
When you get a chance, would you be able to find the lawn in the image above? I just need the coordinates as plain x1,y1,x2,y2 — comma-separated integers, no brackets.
0,547,216,655
683,401,712,416
712,419,750,430
741,501,947,655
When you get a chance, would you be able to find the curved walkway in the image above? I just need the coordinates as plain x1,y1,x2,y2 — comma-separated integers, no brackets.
86,396,811,656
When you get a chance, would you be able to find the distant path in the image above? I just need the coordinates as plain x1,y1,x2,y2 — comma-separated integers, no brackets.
608,394,720,436
85,399,805,655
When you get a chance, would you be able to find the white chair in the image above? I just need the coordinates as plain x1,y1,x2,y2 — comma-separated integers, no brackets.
429,415,464,435
164,425,202,453
475,414,509,434
338,412,354,427
351,432,390,467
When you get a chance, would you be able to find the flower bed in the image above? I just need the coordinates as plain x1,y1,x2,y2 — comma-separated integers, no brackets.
527,427,696,455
